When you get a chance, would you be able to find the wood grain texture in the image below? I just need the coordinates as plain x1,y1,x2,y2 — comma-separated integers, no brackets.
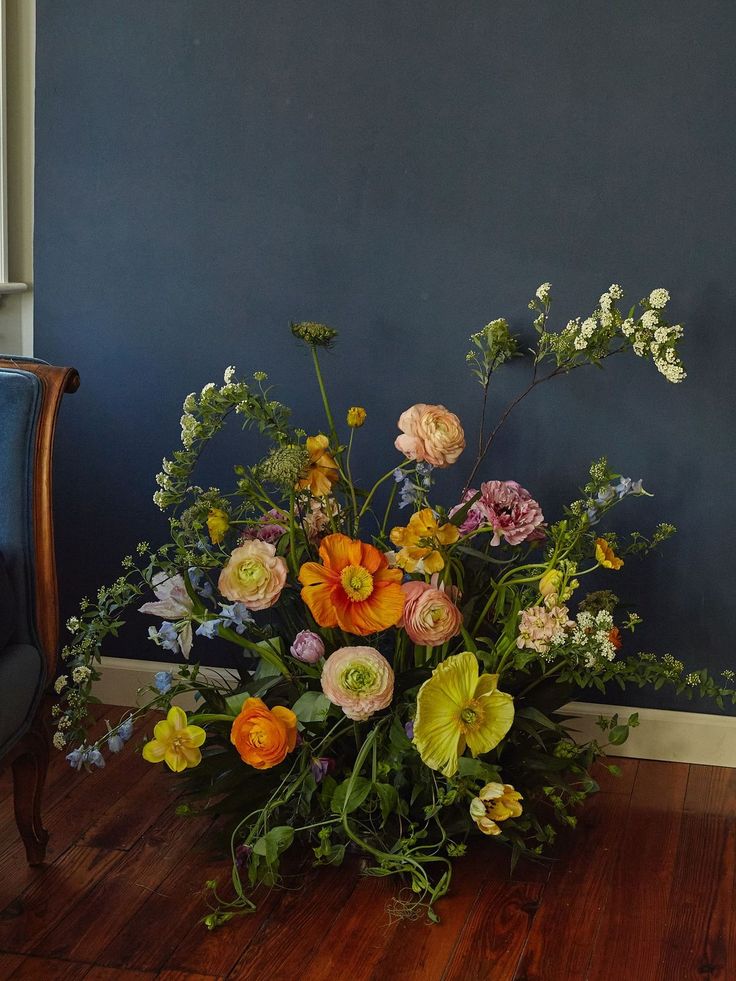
0,738,734,980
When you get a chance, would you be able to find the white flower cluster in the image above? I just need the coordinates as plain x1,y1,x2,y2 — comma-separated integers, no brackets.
649,288,670,309
571,610,618,667
623,305,686,383
72,665,92,685
536,282,552,302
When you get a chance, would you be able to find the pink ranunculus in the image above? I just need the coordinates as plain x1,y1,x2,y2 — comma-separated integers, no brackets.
218,540,288,611
395,403,465,468
400,581,463,647
451,481,544,546
290,630,325,664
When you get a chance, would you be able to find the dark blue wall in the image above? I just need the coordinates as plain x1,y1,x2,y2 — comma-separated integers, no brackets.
35,1,736,710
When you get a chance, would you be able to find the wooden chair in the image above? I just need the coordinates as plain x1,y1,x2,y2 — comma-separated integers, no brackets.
0,356,79,863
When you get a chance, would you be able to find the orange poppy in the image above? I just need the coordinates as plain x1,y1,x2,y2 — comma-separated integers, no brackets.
296,435,339,497
298,533,405,636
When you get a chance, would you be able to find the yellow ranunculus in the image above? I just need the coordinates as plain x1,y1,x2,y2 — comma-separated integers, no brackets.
296,435,340,497
207,507,230,544
595,538,624,570
470,782,523,835
142,706,206,772
390,508,459,574
413,651,514,777
347,406,367,428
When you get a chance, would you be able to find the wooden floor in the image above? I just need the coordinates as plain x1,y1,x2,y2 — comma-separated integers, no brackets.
0,707,734,981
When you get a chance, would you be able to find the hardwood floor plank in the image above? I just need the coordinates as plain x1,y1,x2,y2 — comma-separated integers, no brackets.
513,789,632,981
225,859,363,981
585,759,690,981
156,971,223,981
593,757,639,795
655,764,736,980
80,765,173,851
94,833,231,973
441,876,544,981
0,845,120,953
4,953,92,979
0,952,24,976
80,968,157,980
32,805,212,964
0,844,122,954
368,853,492,981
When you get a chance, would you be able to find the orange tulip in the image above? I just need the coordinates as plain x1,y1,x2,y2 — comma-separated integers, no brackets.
230,697,298,770
298,533,404,636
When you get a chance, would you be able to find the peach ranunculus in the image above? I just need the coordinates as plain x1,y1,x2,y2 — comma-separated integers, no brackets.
400,580,463,647
395,404,465,468
320,646,394,720
218,540,288,611
230,697,298,769
296,434,340,497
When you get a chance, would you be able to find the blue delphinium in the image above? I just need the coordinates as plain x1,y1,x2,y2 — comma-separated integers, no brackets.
197,603,254,639
153,670,174,694
188,567,214,601
66,744,106,770
106,713,134,753
147,621,180,653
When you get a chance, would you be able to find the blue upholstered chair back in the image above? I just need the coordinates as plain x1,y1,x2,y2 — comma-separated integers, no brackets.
0,365,43,650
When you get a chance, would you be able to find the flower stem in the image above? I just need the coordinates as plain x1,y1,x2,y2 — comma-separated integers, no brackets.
311,346,338,445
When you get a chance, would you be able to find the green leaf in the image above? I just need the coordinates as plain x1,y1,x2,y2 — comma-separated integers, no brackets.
516,706,560,731
331,775,373,815
373,782,399,825
224,691,251,716
253,825,294,863
457,757,500,783
608,725,630,746
292,691,331,724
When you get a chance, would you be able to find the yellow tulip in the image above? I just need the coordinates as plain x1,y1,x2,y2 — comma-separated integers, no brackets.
142,706,206,772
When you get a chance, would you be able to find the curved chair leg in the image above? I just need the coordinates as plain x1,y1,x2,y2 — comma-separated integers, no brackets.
11,714,50,865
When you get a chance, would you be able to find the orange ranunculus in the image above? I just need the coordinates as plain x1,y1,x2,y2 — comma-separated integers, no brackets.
230,697,298,770
298,533,405,636
296,435,339,497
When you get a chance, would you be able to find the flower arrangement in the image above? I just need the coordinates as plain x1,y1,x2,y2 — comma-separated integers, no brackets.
53,283,735,926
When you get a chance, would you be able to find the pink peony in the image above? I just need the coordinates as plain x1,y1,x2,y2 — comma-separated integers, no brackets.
290,630,325,664
450,480,544,546
320,646,394,721
400,581,463,647
218,540,288,611
395,403,465,468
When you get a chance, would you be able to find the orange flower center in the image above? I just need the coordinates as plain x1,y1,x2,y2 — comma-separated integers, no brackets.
340,564,374,602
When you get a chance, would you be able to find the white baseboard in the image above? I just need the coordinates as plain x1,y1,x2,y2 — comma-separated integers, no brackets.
93,657,736,768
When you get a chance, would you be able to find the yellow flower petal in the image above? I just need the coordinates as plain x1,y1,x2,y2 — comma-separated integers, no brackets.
142,739,166,763
167,706,189,731
413,652,514,778
164,747,189,772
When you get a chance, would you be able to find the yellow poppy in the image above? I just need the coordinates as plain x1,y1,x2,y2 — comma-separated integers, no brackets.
142,706,206,772
390,508,459,573
595,538,624,570
296,435,339,497
413,651,514,777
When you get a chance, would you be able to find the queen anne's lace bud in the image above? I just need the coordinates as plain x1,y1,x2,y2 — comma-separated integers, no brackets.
290,321,338,347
